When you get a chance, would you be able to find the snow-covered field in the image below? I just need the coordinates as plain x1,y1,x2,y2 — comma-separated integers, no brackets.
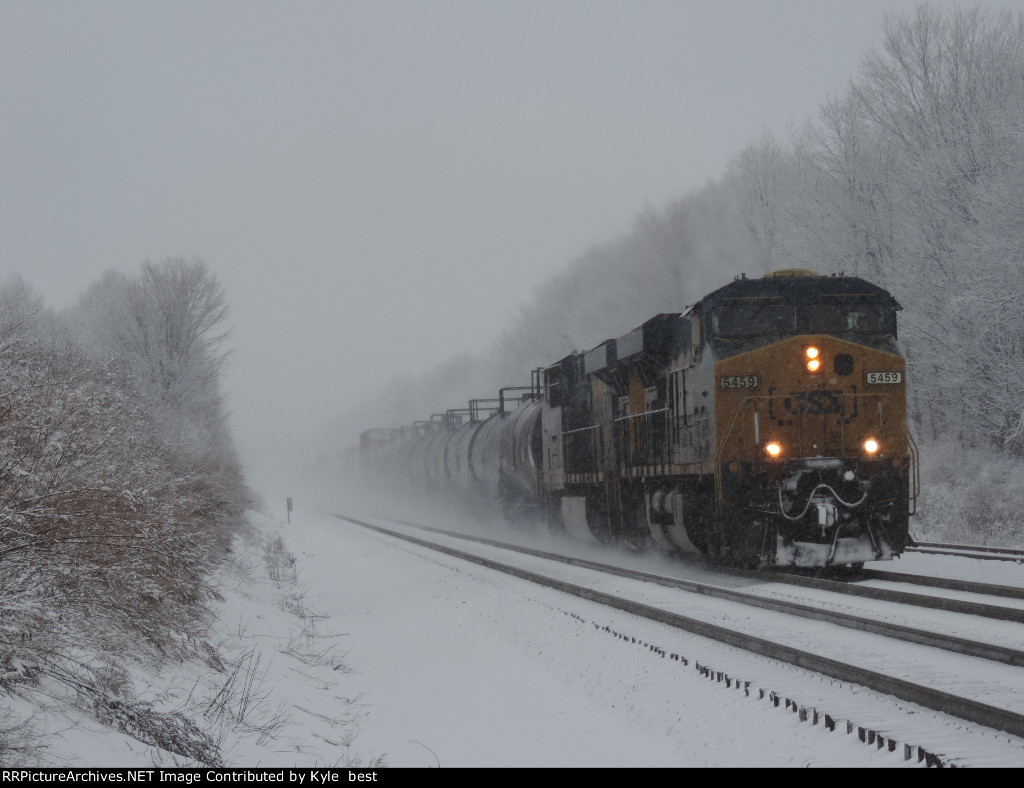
14,502,1024,768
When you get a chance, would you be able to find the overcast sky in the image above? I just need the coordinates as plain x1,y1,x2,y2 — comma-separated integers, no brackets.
0,0,1000,486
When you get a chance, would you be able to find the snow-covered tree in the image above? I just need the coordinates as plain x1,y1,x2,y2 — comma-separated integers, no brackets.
70,257,248,510
725,4,1024,455
73,259,230,442
0,285,231,669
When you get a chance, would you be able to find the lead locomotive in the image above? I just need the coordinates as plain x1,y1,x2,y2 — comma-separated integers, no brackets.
361,270,917,569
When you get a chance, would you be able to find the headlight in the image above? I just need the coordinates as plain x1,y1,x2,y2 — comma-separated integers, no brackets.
805,346,820,372
765,441,782,457
863,438,879,454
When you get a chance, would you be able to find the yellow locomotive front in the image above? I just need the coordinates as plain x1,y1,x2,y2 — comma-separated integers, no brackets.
706,272,916,568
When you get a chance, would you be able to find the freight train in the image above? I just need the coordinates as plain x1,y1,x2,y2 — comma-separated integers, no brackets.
360,269,918,569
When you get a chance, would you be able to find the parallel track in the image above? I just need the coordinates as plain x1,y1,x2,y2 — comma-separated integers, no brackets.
907,541,1024,563
729,564,1024,622
854,566,1024,600
671,551,1024,606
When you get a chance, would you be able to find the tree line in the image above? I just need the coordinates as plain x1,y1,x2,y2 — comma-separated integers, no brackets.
0,257,249,760
730,3,1024,457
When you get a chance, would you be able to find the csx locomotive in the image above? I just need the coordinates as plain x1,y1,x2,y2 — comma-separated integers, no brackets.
360,270,917,568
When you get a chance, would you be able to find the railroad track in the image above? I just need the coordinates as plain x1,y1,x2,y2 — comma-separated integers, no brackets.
327,510,1024,760
906,541,1024,563
728,564,1024,621
665,549,1024,607
852,566,1024,601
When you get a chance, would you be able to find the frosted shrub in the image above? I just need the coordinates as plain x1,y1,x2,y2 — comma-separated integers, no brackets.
0,269,249,762
915,438,1024,546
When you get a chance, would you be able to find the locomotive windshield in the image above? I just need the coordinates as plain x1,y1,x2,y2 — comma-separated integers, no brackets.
711,302,894,343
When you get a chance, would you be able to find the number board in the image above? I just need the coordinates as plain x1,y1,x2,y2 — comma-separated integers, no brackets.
865,371,902,384
719,375,759,390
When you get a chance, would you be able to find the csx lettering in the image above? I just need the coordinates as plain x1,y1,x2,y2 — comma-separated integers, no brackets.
784,390,843,415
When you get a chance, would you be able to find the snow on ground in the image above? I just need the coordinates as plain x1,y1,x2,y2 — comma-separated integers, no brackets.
16,502,1008,768
236,507,917,767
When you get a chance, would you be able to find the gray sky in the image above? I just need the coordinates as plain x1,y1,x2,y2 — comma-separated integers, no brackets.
0,0,990,484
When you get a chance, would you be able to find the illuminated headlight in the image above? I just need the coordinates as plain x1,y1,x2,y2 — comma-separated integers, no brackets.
765,442,782,457
863,438,880,454
805,346,820,372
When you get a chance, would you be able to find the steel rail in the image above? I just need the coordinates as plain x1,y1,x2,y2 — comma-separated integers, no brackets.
906,542,1024,563
658,544,1024,602
668,550,1024,602
720,564,1024,622
855,567,1024,601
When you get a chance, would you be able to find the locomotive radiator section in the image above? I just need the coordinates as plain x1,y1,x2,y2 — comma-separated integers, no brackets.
713,335,918,568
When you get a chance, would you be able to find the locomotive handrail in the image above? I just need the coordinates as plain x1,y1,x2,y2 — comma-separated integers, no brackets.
561,424,600,435
906,428,921,512
613,407,671,422
613,407,673,469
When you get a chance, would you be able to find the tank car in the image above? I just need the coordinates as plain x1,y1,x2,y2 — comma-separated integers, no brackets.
362,378,545,516
361,270,917,569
